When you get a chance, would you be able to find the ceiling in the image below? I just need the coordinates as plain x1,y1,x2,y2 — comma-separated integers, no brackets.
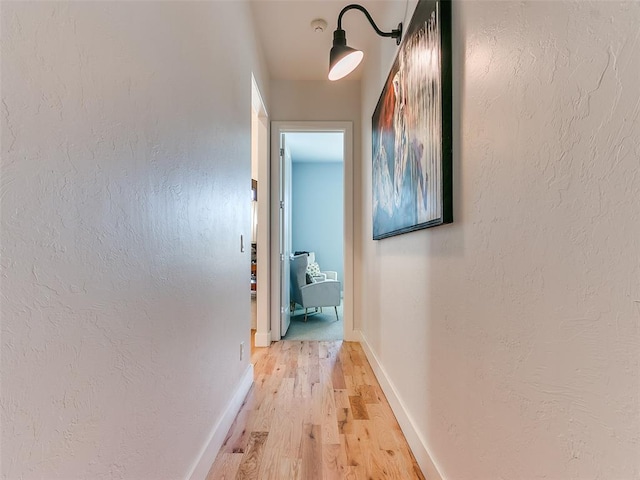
249,0,402,81
286,132,344,163
249,2,407,164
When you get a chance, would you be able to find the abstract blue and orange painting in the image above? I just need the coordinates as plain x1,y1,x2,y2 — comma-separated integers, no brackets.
372,0,452,239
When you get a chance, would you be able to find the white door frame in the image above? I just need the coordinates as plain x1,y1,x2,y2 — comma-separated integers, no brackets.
270,121,356,342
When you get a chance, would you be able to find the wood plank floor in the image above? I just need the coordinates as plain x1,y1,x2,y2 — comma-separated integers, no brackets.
206,341,425,480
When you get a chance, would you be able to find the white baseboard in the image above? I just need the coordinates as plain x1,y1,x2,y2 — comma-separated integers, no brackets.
344,328,360,342
186,364,254,480
254,329,271,347
357,331,444,480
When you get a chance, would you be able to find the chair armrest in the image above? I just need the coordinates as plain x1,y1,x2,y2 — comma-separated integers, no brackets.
312,273,327,282
322,271,338,281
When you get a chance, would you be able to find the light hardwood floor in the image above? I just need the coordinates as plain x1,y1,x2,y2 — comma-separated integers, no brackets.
206,341,425,479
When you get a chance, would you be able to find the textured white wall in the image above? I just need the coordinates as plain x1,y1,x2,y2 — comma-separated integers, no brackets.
359,1,640,479
270,79,361,123
1,2,267,479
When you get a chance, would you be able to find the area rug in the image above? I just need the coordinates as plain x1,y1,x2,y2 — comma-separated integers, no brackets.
283,303,343,341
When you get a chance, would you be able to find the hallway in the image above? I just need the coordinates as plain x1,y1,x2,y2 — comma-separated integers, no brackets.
206,341,424,479
3,1,638,478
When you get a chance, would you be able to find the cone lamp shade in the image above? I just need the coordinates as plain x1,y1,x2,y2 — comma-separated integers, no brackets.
329,45,364,81
327,5,402,81
328,28,363,81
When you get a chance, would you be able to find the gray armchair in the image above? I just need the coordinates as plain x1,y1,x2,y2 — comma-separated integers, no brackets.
290,254,341,322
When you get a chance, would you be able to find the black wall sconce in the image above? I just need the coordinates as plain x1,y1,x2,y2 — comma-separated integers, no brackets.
328,4,403,81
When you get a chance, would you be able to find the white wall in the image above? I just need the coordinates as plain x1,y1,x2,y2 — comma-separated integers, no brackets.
1,2,268,479
359,1,640,479
270,81,361,170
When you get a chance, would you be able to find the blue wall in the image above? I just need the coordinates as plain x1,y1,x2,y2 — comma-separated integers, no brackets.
292,162,344,286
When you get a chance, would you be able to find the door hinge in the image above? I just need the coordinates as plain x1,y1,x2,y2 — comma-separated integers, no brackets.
280,148,284,157
280,200,284,209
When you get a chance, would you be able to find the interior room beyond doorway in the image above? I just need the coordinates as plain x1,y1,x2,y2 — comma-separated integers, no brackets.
285,131,344,341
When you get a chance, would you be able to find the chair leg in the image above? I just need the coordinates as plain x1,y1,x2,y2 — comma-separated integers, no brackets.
334,306,339,322
304,308,308,322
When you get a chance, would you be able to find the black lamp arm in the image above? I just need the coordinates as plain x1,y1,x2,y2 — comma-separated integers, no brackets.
337,4,402,45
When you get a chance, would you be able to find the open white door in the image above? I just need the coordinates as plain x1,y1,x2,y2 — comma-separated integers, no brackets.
279,134,292,337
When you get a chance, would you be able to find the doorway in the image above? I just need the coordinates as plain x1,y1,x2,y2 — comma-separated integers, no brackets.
286,132,344,340
250,75,270,348
270,122,356,342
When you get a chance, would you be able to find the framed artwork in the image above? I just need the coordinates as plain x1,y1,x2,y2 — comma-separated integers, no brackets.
372,0,452,240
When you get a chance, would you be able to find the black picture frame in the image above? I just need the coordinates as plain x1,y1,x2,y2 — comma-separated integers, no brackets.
372,0,452,240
